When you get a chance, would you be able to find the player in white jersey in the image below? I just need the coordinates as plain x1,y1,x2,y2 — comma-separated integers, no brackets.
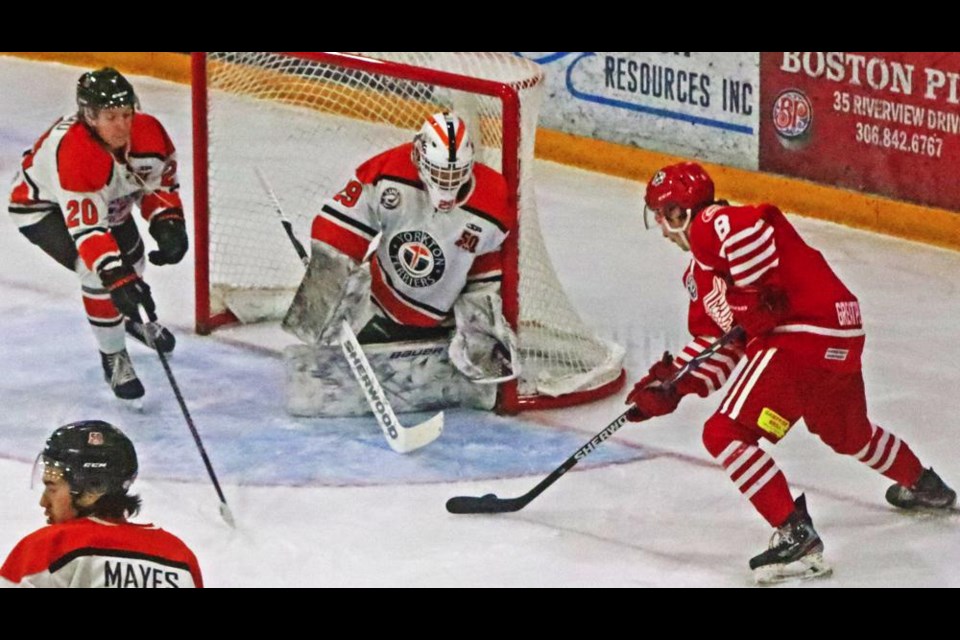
7,68,188,401
283,112,518,416
1,421,203,588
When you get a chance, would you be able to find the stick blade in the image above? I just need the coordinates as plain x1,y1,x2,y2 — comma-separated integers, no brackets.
446,493,527,514
219,502,236,528
392,411,444,454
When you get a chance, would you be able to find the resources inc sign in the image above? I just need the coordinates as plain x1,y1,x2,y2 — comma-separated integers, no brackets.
518,53,760,169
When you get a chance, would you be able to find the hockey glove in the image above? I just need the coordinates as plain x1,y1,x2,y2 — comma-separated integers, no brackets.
148,210,188,265
625,386,681,422
625,352,682,422
726,284,788,337
449,290,519,384
100,263,156,319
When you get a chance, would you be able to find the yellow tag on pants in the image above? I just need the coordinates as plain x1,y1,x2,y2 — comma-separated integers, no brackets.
758,407,791,438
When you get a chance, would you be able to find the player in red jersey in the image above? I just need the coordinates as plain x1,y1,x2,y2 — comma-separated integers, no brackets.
7,68,187,401
1,420,202,588
627,161,955,583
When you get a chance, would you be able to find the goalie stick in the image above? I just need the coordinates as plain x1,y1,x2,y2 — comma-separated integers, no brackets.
254,167,309,267
445,326,745,514
340,320,444,453
255,168,444,453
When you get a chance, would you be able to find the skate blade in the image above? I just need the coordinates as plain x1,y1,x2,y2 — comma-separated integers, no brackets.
892,504,960,517
754,552,833,585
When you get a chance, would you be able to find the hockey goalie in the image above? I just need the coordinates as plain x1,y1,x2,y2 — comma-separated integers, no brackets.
282,112,519,416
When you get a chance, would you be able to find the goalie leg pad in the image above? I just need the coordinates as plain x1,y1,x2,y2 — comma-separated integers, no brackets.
284,339,496,417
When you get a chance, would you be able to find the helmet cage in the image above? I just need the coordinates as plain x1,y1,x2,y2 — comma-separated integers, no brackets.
412,112,474,212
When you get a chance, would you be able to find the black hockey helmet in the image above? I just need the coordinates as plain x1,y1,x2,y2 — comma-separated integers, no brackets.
41,420,138,496
76,67,138,112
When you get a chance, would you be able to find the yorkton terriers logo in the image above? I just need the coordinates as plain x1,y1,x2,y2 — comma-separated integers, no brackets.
389,231,446,287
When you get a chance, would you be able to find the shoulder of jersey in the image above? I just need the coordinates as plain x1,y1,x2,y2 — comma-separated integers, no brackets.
57,121,114,193
689,203,769,252
129,112,175,157
355,142,419,185
464,163,513,231
4,519,90,573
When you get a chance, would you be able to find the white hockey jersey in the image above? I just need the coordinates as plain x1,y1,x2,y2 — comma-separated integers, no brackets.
1,517,202,588
8,112,182,274
311,142,514,327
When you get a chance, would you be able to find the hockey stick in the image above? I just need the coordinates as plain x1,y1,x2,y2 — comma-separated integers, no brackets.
140,307,235,527
254,167,309,267
446,326,745,514
340,320,444,453
255,169,444,452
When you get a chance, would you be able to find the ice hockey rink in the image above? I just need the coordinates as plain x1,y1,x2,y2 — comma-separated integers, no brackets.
1,56,958,587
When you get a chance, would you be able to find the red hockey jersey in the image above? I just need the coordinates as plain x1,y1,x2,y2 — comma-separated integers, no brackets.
687,203,865,372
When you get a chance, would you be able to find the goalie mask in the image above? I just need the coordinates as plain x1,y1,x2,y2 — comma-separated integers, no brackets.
36,420,138,497
412,112,475,212
643,162,715,251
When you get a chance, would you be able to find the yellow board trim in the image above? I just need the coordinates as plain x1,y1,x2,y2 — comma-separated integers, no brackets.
1,52,190,83
536,129,959,251
5,52,956,251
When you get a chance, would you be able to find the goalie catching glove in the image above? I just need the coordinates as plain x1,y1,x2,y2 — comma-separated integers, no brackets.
449,289,519,384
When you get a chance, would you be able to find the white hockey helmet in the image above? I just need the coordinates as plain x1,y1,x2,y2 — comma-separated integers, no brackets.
412,112,475,212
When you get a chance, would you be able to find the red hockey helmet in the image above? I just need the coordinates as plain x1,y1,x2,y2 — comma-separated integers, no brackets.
643,162,715,226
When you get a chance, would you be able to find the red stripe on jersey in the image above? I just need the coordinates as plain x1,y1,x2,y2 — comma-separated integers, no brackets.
311,216,368,263
82,295,120,321
468,250,502,278
77,233,121,272
57,124,113,193
370,258,443,327
673,337,744,396
141,192,183,221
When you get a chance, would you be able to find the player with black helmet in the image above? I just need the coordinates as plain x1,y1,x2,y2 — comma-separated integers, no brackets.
0,420,202,588
8,67,188,402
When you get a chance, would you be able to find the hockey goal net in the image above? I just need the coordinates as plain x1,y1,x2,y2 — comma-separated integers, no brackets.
192,51,624,413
